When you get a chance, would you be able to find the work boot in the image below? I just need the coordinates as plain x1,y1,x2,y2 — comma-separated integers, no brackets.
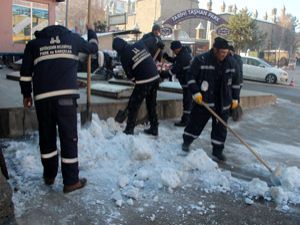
174,120,188,127
123,129,134,135
181,142,190,153
44,177,55,186
63,178,87,193
212,151,227,162
143,127,158,136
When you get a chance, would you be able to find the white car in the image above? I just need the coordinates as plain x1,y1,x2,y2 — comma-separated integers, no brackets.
241,56,289,84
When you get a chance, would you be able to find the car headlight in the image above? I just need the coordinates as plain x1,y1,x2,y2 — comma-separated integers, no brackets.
279,72,288,77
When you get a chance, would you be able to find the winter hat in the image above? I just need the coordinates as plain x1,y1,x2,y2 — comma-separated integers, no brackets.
228,45,235,52
170,40,182,50
213,37,229,49
152,24,161,32
112,37,127,53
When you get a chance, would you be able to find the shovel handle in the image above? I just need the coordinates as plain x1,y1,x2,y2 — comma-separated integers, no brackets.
202,102,274,173
86,0,92,107
153,48,161,61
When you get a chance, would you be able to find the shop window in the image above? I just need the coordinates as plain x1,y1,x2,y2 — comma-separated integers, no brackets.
12,0,49,43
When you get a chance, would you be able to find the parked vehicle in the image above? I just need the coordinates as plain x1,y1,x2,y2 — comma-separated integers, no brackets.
241,56,289,84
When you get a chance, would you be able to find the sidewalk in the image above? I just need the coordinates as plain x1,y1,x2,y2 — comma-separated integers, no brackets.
0,66,276,138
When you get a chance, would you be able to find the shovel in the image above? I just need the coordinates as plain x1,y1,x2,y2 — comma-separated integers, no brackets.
114,48,161,123
81,0,92,128
115,106,128,123
201,102,281,186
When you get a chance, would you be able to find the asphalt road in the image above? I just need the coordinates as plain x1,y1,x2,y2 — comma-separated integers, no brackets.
243,66,300,104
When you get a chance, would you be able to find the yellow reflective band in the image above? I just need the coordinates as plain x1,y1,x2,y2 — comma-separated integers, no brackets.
89,39,98,45
211,139,224,145
132,53,151,69
41,150,58,159
34,54,79,65
20,76,32,82
135,75,160,84
183,131,198,139
34,89,79,101
61,157,78,164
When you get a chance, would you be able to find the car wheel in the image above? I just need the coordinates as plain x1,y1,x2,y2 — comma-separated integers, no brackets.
265,74,277,84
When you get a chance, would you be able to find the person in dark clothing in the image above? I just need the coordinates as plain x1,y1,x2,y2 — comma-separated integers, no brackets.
161,41,193,126
181,37,240,161
228,45,243,121
141,24,164,61
112,37,160,136
228,45,243,102
20,24,98,193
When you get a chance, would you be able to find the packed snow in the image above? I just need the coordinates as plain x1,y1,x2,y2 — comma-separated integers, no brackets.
91,83,133,93
3,105,300,221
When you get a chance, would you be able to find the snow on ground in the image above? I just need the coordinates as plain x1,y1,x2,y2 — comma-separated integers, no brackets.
3,103,300,221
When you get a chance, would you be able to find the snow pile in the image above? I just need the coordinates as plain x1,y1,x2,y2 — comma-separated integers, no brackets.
3,115,300,219
183,149,218,172
131,137,153,161
160,168,181,189
247,178,269,198
245,166,300,209
271,166,300,206
183,150,231,191
280,166,300,192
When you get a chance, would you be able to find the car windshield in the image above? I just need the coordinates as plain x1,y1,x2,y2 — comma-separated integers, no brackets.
258,58,272,67
244,57,272,68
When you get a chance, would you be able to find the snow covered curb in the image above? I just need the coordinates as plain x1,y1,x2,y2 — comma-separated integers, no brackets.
4,115,300,218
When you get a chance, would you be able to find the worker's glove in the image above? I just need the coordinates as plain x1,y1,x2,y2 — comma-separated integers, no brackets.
231,100,238,109
157,41,165,49
163,53,169,59
192,92,202,105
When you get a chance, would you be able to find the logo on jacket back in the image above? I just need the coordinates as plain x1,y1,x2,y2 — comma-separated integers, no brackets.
50,36,61,44
132,48,140,54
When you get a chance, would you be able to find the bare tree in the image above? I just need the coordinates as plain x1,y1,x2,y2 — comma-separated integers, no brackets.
56,0,107,34
277,13,299,55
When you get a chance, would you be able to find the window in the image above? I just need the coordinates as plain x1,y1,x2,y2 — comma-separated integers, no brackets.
12,0,49,43
247,58,260,66
241,57,247,64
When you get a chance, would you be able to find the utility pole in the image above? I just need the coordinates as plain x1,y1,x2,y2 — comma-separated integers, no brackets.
65,0,69,28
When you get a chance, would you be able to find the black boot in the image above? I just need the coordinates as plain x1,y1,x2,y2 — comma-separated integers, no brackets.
144,127,158,136
175,114,189,127
174,120,188,127
181,142,190,153
123,129,134,135
212,150,227,162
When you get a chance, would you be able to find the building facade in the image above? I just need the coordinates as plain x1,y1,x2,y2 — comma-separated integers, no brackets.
126,0,201,38
0,0,63,54
121,0,291,54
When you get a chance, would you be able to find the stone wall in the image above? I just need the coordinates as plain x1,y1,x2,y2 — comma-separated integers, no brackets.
0,99,183,138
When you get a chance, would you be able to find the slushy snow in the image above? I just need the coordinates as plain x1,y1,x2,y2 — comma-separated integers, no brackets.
3,113,300,220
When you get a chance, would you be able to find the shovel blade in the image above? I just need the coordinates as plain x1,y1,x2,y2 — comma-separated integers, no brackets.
80,110,92,128
231,105,243,121
115,109,128,123
270,174,281,186
270,165,282,186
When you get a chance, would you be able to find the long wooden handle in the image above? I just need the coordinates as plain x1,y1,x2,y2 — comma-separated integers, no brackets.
202,102,273,173
87,0,92,107
153,48,161,61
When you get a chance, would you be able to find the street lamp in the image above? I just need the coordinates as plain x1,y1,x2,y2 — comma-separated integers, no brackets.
65,0,69,28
